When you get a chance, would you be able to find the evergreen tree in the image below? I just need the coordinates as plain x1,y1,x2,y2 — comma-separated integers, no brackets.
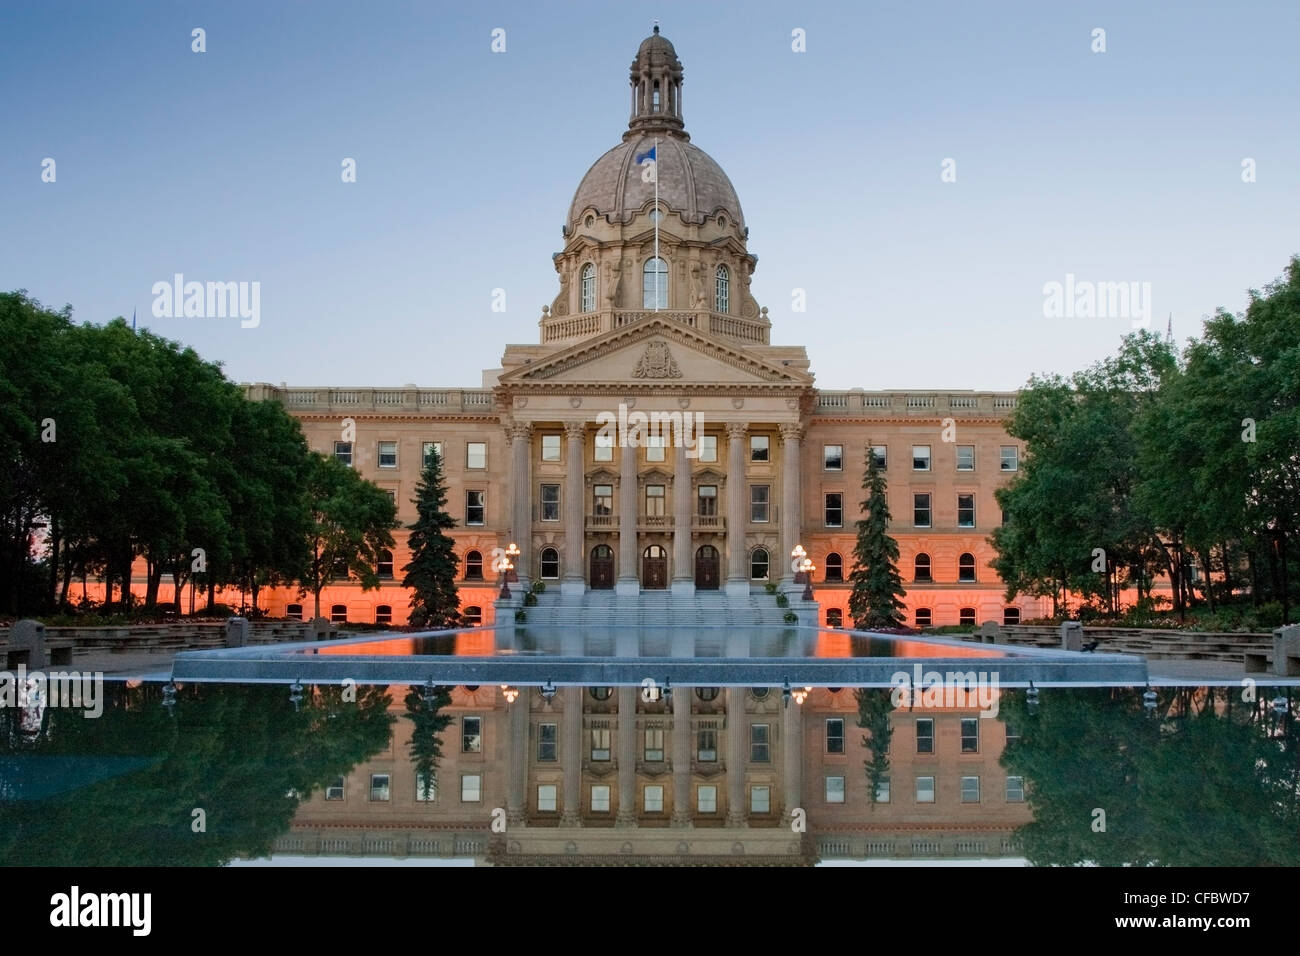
855,688,895,807
402,446,461,628
847,448,908,629
404,682,454,802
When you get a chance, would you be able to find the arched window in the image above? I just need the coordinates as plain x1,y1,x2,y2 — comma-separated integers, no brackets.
958,552,976,582
750,547,769,580
376,605,392,625
330,604,348,624
914,553,932,582
540,547,560,579
643,257,668,309
715,265,730,313
1003,607,1021,626
462,606,482,626
695,687,720,702
286,603,303,621
652,80,661,111
826,608,843,628
377,549,393,579
959,607,976,626
914,608,932,629
580,263,596,312
825,552,843,582
464,550,483,580
589,686,613,701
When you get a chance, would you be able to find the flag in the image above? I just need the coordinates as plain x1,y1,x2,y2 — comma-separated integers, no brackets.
636,145,657,183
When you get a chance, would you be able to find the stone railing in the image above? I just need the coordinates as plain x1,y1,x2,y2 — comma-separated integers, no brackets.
812,390,1020,417
248,386,497,415
541,309,770,345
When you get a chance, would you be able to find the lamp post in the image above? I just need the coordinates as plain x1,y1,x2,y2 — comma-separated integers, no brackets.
506,542,521,583
790,544,807,591
800,557,816,601
498,556,514,599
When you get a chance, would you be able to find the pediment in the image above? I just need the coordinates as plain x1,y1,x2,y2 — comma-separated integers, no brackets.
500,318,810,388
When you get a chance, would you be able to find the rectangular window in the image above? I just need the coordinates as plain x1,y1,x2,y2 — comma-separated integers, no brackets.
957,493,975,528
537,723,558,761
1000,446,1019,471
697,785,717,813
644,785,664,813
461,774,482,803
466,490,485,525
369,773,390,802
916,717,935,754
540,483,560,521
912,445,931,471
961,775,981,803
750,435,769,462
537,784,557,812
870,445,887,470
422,440,443,468
956,445,975,471
594,432,613,462
825,775,846,804
916,776,935,804
645,484,666,517
541,434,560,461
826,718,845,754
960,717,979,753
644,727,665,762
590,784,611,813
750,723,771,763
1006,775,1025,802
333,441,353,467
750,786,771,814
593,484,613,516
645,433,665,462
913,492,931,528
325,776,345,800
467,442,486,469
697,728,718,762
875,776,891,804
750,484,770,523
698,435,717,462
591,728,611,761
1005,723,1021,746
698,484,718,517
825,492,843,527
823,444,843,471
462,716,482,753
416,772,436,802
378,440,398,468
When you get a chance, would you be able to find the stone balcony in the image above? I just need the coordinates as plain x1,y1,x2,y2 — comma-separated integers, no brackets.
242,384,497,416
540,308,770,345
811,389,1019,417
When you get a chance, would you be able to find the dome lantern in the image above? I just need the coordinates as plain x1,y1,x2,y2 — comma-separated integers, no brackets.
627,25,686,140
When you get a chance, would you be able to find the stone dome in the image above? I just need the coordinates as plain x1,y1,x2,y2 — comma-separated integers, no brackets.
568,135,745,231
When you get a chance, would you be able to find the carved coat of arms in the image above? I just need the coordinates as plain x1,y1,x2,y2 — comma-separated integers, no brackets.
632,340,681,379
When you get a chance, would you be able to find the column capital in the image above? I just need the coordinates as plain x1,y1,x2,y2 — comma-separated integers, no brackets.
725,421,748,440
779,422,804,442
563,419,587,439
506,420,533,442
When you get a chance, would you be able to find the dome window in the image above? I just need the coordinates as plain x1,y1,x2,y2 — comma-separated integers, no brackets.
718,216,727,227
585,214,595,228
643,257,668,310
580,263,596,313
715,265,730,314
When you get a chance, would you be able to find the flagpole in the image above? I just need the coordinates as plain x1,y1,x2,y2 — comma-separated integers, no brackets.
654,136,659,312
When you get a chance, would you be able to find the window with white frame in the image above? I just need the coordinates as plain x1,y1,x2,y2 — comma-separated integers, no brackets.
591,727,611,761
466,490,485,525
1000,446,1019,471
698,435,717,462
644,727,665,762
915,776,935,803
912,445,931,471
378,441,397,468
875,776,891,803
643,257,668,309
333,441,352,467
750,484,770,523
369,774,391,801
697,785,717,813
826,776,846,804
956,445,975,471
826,718,845,754
416,772,436,802
462,716,482,753
957,493,975,528
537,723,557,761
823,444,843,471
461,774,482,802
467,442,486,469
870,445,887,470
539,548,559,579
594,432,613,462
540,483,560,521
422,441,443,468
591,784,611,813
750,786,771,814
541,434,560,461
750,435,769,462
1006,776,1025,802
537,784,557,812
326,776,345,800
961,775,981,803
645,432,665,462
580,263,596,312
825,492,843,527
715,265,730,313
750,723,770,763
914,493,931,528
644,785,664,813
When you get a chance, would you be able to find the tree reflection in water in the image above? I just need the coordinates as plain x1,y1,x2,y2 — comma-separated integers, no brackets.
999,686,1299,866
0,682,394,866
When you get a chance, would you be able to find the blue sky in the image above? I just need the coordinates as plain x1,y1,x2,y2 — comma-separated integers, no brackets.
3,0,1297,390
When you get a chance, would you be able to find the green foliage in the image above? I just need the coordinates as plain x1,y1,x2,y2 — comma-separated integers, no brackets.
523,592,538,606
514,609,528,622
402,447,461,629
847,449,907,628
763,581,778,595
855,688,894,807
782,610,798,623
530,580,546,594
403,683,453,801
775,593,789,608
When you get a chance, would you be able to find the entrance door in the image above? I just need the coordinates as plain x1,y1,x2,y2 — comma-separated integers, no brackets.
642,545,668,589
590,545,614,589
695,545,720,590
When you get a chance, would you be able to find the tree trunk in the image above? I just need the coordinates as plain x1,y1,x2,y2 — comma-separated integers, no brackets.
1200,548,1215,612
145,556,163,606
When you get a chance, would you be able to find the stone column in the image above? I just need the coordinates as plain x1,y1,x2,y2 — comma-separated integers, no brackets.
725,686,747,827
671,684,692,826
561,686,582,826
562,421,586,596
779,423,803,590
506,691,529,826
616,685,638,826
670,439,693,595
508,421,533,591
782,694,804,826
615,439,639,594
725,422,749,596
